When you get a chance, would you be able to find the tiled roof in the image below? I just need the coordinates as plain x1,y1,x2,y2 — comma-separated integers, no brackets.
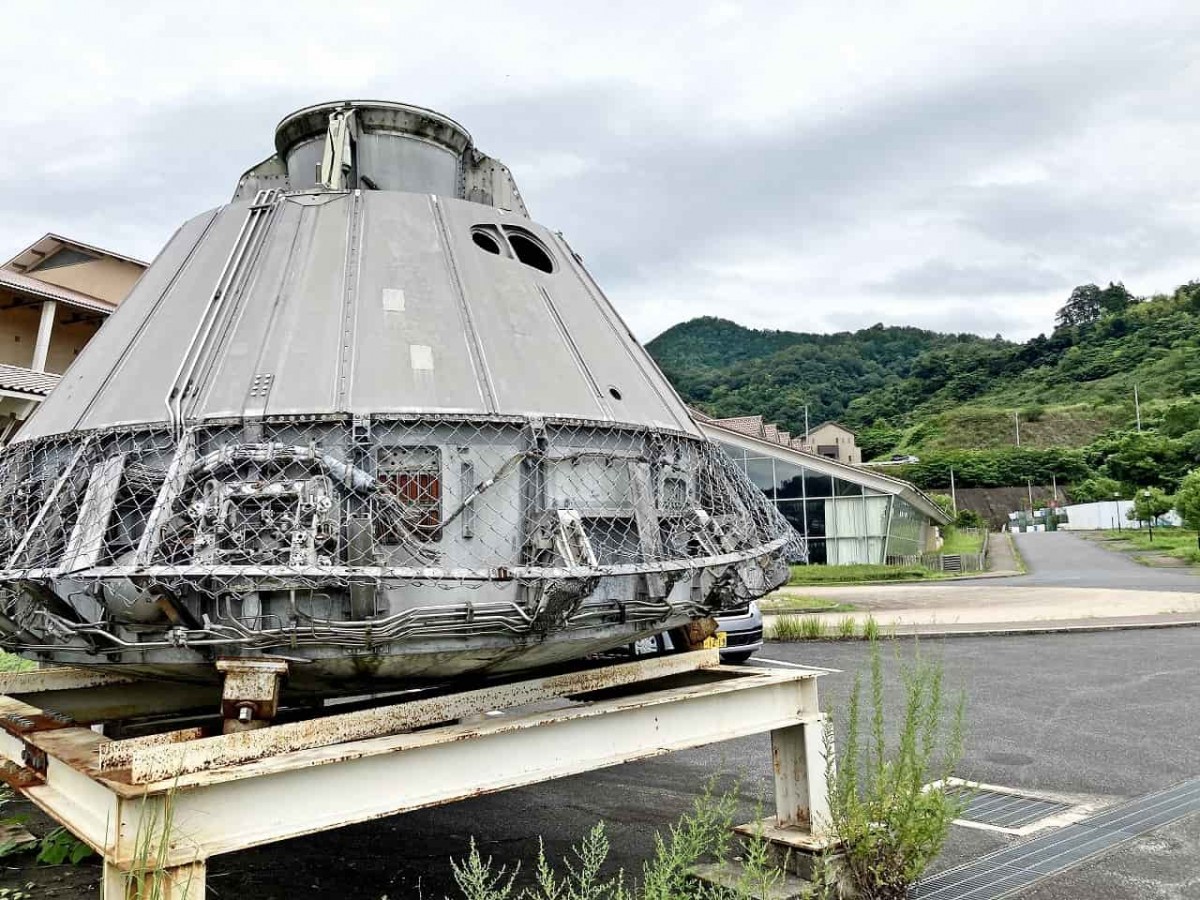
710,415,764,437
0,269,117,315
0,363,60,397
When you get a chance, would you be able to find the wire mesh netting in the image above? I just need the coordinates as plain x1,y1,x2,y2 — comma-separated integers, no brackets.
0,415,796,662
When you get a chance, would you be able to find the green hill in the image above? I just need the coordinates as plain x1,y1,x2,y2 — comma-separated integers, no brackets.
648,318,997,435
647,281,1200,493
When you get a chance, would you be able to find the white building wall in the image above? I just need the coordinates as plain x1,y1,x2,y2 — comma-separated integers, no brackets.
1059,500,1181,530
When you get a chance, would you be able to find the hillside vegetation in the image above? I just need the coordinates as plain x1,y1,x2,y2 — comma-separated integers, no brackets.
648,280,1200,494
648,318,996,434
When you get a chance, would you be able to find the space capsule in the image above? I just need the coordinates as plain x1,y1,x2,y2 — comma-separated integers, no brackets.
0,101,790,692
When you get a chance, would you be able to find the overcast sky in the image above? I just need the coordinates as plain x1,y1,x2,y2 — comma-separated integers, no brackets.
3,1,1199,342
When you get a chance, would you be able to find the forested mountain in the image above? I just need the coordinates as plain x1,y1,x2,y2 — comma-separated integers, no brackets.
648,318,999,434
647,281,1200,492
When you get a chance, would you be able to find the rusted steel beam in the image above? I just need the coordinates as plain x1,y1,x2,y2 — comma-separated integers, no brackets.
132,667,818,867
0,666,138,695
121,649,722,784
97,727,206,771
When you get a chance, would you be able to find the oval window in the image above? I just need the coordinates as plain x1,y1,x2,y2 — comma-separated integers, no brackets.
504,229,555,274
472,229,502,255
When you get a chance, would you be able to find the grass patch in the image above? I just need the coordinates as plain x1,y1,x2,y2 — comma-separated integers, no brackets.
768,614,828,641
789,563,947,585
1097,528,1200,565
768,613,893,642
0,653,34,674
758,595,856,614
939,527,984,555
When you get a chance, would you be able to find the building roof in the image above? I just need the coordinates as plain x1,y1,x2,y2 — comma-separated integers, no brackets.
0,363,60,398
2,233,148,273
803,420,855,438
700,417,952,525
0,268,117,315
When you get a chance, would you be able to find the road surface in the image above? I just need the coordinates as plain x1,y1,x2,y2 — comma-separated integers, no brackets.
1007,531,1199,590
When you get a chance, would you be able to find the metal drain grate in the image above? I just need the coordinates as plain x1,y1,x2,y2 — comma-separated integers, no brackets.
947,785,1073,829
913,776,1200,900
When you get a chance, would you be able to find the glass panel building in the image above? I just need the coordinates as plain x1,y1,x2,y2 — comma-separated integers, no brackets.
699,418,949,566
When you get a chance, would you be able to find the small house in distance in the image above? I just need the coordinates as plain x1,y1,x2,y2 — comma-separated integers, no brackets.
0,234,146,441
795,421,861,464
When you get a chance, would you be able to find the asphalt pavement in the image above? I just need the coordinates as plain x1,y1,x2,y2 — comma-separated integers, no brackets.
767,531,1200,634
1004,531,1200,591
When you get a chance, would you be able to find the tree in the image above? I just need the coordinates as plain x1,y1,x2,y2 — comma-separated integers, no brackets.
1069,476,1123,503
929,493,955,517
1055,284,1103,329
1175,469,1200,549
955,508,985,529
1128,487,1173,526
1098,281,1135,315
1053,282,1135,330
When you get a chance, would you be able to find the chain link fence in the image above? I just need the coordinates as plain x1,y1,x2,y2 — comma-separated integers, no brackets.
0,415,794,669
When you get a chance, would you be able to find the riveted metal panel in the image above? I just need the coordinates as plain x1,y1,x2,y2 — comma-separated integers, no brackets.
257,194,352,416
347,193,491,412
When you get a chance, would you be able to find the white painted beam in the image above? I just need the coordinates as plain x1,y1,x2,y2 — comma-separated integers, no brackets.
31,300,57,373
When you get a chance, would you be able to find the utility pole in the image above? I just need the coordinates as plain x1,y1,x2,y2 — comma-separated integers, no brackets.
1051,473,1058,502
1014,410,1021,447
1027,478,1034,512
1134,385,1142,432
804,405,810,440
949,468,958,516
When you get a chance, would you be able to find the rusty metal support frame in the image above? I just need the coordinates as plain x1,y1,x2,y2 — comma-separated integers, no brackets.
0,651,831,900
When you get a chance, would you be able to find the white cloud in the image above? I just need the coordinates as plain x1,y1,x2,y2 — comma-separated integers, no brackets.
1,0,1198,342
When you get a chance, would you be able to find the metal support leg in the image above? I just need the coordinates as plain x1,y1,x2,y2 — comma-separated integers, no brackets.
735,715,841,881
215,658,288,734
103,859,206,900
772,718,831,833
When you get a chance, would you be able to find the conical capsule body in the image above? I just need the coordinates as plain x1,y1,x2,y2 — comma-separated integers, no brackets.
0,101,789,691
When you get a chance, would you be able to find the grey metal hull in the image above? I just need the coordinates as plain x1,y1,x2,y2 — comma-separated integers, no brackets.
0,102,792,691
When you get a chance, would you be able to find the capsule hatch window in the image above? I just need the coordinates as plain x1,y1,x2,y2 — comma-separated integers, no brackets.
470,225,556,274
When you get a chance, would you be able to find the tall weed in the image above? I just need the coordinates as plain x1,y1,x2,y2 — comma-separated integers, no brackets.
827,642,966,899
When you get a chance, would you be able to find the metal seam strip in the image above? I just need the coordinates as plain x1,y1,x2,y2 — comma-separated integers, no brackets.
429,195,498,413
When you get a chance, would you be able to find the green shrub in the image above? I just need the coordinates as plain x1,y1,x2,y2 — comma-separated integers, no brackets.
35,828,93,867
1067,476,1124,503
450,783,794,900
1175,469,1200,541
769,615,804,641
448,648,969,900
827,643,966,899
837,617,858,640
953,508,984,529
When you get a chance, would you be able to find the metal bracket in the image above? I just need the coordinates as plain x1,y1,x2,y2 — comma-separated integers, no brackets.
215,658,289,734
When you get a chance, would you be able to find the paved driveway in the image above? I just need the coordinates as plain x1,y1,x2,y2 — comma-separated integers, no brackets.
1006,531,1199,591
767,531,1200,632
